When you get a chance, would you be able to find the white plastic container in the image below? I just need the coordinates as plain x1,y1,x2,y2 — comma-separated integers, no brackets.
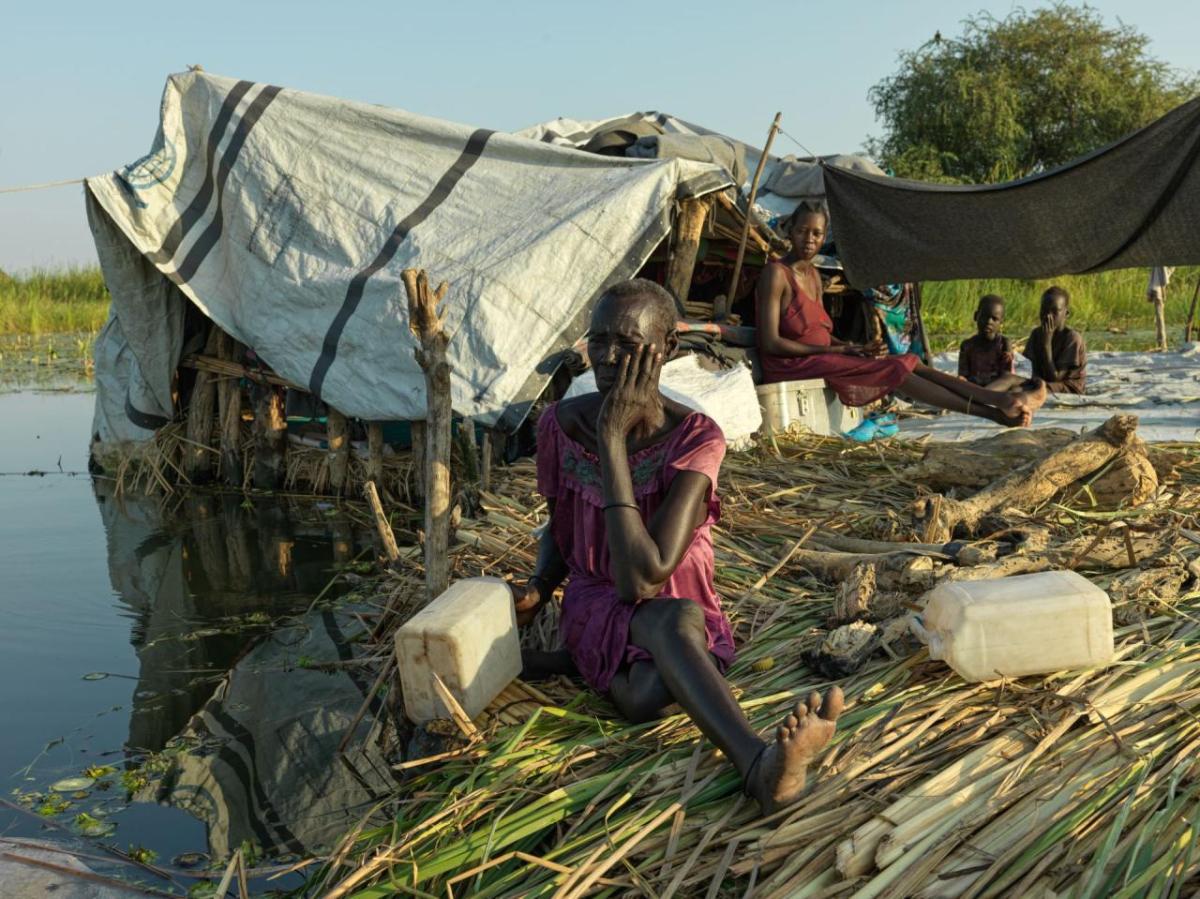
395,577,521,723
756,379,862,437
916,570,1114,682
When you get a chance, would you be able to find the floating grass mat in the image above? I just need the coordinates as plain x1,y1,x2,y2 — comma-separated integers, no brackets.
312,432,1200,899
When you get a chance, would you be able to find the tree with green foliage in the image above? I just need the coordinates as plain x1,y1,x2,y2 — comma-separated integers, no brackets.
867,4,1199,183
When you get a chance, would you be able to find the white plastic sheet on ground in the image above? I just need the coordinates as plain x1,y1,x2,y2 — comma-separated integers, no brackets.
900,345,1200,443
86,71,731,444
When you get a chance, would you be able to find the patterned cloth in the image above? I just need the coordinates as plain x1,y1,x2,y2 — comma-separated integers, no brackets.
957,334,1014,386
536,405,735,692
758,262,919,406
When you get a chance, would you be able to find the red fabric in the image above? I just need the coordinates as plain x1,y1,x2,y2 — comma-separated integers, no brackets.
758,262,919,406
536,405,735,692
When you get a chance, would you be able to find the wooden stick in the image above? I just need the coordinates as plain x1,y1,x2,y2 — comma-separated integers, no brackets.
403,269,453,600
215,331,244,486
665,196,710,312
252,384,286,489
327,407,350,495
727,112,781,300
367,422,384,488
336,654,396,756
364,479,401,564
183,327,221,483
1185,277,1200,343
431,671,481,741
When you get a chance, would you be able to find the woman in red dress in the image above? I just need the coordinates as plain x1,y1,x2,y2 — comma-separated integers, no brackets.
757,205,1046,427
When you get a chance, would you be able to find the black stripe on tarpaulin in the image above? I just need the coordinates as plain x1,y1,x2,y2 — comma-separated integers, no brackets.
307,127,496,398
172,84,284,284
206,705,307,855
124,389,170,430
146,80,254,265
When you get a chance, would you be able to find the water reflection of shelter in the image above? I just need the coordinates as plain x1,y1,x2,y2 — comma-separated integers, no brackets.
95,480,390,858
157,611,396,859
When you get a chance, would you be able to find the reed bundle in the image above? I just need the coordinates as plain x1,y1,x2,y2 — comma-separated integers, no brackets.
309,432,1200,897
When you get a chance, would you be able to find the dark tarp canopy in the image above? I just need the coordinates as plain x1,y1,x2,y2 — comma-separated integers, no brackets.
824,96,1200,286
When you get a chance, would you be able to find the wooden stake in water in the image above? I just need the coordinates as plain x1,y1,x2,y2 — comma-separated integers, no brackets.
403,268,453,599
727,112,781,301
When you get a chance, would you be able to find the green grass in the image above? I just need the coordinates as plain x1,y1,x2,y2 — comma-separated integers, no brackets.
921,266,1200,350
0,266,110,336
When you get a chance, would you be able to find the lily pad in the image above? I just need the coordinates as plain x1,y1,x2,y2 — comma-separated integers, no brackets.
50,777,95,792
74,811,116,837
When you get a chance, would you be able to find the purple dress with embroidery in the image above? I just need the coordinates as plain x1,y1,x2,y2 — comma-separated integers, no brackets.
536,403,736,692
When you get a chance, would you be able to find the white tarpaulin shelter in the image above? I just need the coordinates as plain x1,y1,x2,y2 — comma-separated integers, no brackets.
86,71,731,445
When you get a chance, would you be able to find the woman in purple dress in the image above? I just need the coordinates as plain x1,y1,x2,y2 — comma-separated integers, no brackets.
512,279,843,816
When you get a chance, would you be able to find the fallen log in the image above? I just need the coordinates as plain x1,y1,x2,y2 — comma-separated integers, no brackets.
914,415,1140,543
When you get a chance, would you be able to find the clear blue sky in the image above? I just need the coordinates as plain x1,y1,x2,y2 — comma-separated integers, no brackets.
1,0,1196,272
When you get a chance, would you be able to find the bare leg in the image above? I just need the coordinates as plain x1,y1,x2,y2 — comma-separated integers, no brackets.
913,363,1047,416
985,373,1027,392
521,648,579,681
618,598,843,814
898,373,1024,426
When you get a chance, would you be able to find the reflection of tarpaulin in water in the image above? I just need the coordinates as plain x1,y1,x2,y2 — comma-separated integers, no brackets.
93,479,362,755
154,611,396,859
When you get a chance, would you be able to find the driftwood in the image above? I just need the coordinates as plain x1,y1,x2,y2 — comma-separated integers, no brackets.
911,428,1078,490
1079,449,1159,509
364,480,401,565
404,268,453,600
914,415,1140,543
830,563,909,624
942,529,1179,583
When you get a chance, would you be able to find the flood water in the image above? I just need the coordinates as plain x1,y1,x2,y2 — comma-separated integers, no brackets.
0,383,395,892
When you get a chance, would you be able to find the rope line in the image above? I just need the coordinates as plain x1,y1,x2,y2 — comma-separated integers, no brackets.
778,127,821,161
0,177,86,195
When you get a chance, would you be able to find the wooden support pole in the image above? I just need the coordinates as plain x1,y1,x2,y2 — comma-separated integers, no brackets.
216,331,244,486
364,480,401,565
184,328,221,483
327,408,350,495
458,417,479,484
728,112,781,301
913,414,1140,543
252,384,286,490
403,268,453,600
480,429,492,493
1153,288,1169,351
664,196,710,312
367,422,384,489
1185,278,1200,344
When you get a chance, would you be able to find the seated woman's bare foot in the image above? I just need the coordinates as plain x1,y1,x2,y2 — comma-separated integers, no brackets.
746,687,844,816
